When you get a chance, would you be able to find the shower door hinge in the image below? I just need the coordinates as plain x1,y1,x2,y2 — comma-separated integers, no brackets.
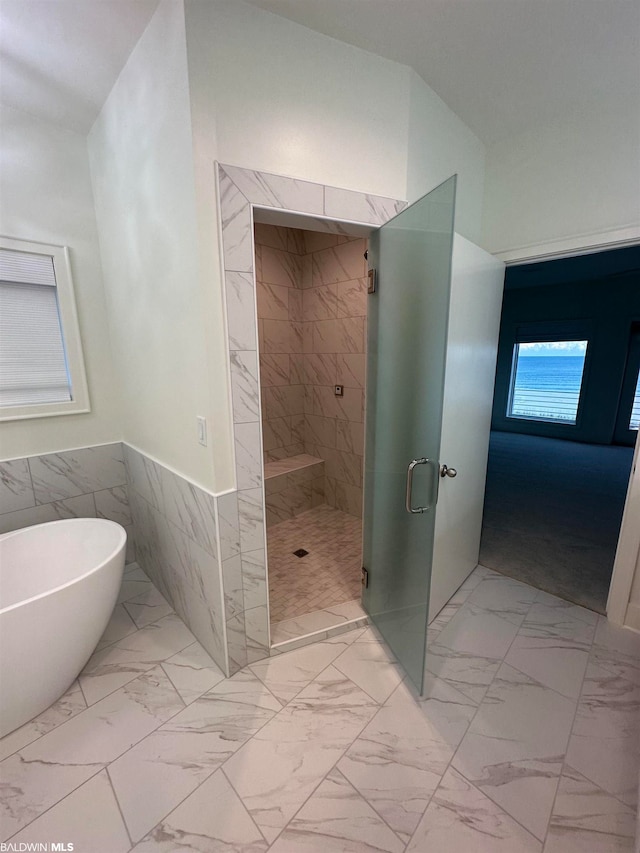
361,566,369,588
367,268,377,294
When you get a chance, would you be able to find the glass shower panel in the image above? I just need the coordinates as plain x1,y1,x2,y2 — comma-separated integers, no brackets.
362,176,456,693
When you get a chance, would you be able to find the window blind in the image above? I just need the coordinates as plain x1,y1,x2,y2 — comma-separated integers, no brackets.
0,249,72,407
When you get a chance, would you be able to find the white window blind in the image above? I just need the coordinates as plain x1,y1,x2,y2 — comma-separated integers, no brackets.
0,248,72,407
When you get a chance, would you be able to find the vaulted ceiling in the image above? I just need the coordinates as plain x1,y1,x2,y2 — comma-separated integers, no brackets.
0,0,637,142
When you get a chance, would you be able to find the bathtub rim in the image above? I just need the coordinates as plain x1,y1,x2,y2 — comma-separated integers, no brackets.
0,518,127,617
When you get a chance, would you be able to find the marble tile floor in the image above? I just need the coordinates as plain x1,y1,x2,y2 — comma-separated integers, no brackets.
267,504,362,624
1,562,638,852
271,597,367,648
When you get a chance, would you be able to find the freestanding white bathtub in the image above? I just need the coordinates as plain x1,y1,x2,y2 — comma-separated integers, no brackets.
0,518,126,737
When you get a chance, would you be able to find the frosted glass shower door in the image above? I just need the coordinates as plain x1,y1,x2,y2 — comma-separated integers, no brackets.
362,176,456,693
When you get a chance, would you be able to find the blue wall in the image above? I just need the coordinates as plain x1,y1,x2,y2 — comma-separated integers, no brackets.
492,247,640,445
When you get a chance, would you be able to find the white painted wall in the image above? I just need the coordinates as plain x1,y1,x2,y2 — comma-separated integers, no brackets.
406,71,486,245
482,105,640,254
0,105,120,460
88,0,227,491
185,0,411,199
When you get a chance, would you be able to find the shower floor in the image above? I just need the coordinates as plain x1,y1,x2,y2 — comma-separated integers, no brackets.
267,505,362,632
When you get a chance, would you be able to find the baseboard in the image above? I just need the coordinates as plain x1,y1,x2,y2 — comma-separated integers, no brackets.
623,602,640,633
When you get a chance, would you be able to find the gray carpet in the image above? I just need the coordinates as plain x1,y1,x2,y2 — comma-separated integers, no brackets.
479,431,634,614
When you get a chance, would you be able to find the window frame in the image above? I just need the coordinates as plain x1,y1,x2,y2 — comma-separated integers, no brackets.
613,322,640,446
505,320,593,429
0,235,90,421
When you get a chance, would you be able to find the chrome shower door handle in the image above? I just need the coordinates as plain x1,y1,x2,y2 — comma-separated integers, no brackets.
406,458,439,514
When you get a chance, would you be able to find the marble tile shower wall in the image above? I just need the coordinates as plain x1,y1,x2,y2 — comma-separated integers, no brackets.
255,222,306,463
123,445,232,676
0,443,135,564
301,232,367,518
254,223,367,518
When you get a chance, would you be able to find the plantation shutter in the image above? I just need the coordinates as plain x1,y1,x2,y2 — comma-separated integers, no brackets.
0,248,72,407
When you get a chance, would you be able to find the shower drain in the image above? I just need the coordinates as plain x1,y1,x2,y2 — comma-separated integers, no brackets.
293,548,309,558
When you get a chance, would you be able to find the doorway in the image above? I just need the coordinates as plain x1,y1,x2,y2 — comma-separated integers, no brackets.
253,221,369,643
480,245,640,613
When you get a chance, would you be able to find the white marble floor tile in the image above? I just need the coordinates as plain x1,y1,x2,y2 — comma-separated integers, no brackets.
566,664,640,807
505,636,590,700
160,641,226,704
392,674,479,750
8,770,131,853
80,613,196,705
108,670,281,842
0,757,100,842
505,604,595,699
117,577,153,605
271,608,352,644
428,601,463,636
124,566,153,585
466,572,539,618
591,618,640,686
20,667,184,767
1,667,183,839
544,765,636,852
522,599,599,642
407,767,543,853
0,681,86,761
249,636,353,703
432,601,525,661
132,769,268,852
270,768,405,853
424,642,501,705
534,589,599,626
96,603,139,650
331,629,404,704
123,585,174,628
5,557,639,851
452,663,576,841
223,666,378,843
270,624,366,655
338,684,456,840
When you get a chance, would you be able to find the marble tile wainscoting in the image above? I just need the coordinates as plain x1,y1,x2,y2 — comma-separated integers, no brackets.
0,442,135,563
218,162,405,664
123,444,230,675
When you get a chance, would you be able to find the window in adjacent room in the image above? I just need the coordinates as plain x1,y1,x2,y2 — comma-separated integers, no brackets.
613,323,640,445
0,236,89,421
507,339,589,425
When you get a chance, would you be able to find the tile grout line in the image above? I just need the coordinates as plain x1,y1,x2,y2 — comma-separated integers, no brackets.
72,668,284,846
220,766,271,846
2,661,193,840
250,681,392,850
327,680,432,850
249,625,367,708
539,613,602,850
548,615,639,814
413,583,554,848
402,671,490,849
5,761,106,844
123,677,289,847
422,580,612,847
80,623,196,708
103,766,135,851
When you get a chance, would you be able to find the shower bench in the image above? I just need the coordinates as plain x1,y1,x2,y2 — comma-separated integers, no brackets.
264,454,325,527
